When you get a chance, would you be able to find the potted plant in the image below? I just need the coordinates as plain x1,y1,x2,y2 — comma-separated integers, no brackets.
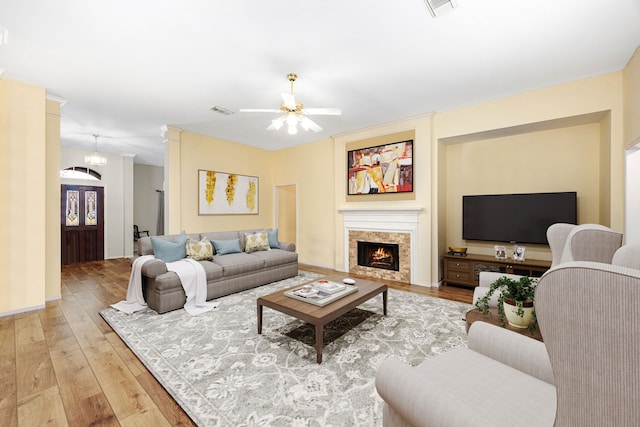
475,275,538,333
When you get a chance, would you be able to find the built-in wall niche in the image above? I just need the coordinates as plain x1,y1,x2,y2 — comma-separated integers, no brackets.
439,111,610,261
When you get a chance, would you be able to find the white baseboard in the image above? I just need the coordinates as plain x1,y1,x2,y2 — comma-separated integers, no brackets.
0,303,46,318
298,260,336,271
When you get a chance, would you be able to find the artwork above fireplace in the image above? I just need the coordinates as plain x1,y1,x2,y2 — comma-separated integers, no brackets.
357,241,400,272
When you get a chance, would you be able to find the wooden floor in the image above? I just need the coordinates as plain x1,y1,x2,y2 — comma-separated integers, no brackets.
0,258,472,426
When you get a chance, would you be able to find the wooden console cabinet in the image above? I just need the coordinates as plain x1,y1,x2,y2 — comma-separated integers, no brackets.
443,253,551,288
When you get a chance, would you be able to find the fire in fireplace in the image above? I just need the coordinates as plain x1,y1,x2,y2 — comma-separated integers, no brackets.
357,241,400,271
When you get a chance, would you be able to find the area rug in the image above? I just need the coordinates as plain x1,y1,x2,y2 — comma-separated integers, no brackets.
100,271,472,426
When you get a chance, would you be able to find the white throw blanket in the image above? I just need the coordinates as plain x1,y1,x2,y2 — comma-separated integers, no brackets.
112,256,218,315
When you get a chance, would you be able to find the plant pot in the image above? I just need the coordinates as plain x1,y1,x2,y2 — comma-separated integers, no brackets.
502,298,534,329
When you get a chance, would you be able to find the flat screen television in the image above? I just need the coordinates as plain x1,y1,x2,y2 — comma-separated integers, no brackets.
462,192,577,245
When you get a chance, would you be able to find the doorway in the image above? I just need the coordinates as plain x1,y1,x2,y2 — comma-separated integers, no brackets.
625,147,640,244
61,185,105,264
276,184,297,245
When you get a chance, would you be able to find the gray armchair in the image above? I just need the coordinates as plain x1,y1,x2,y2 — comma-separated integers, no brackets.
472,223,623,307
375,259,640,426
535,260,640,426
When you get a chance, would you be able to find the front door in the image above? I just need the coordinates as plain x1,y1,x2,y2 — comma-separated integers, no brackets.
61,185,105,265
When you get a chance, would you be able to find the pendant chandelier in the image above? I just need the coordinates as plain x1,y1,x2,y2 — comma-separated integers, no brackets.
84,134,107,166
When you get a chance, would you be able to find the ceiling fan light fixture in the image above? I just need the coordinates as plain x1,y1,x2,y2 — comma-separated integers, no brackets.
286,113,297,127
241,73,341,135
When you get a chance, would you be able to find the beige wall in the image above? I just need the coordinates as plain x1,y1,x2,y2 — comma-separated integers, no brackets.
273,138,336,268
0,79,48,314
169,130,276,233
623,45,640,148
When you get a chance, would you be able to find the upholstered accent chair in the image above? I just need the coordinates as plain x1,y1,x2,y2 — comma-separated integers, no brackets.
472,223,623,307
611,243,640,269
375,260,640,426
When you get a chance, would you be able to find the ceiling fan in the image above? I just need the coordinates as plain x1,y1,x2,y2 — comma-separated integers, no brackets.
239,73,341,135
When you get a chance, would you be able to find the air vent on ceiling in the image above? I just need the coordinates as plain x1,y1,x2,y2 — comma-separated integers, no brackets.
210,105,234,115
423,0,456,17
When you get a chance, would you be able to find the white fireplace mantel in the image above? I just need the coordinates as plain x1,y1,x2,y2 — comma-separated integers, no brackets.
338,207,422,229
339,207,423,283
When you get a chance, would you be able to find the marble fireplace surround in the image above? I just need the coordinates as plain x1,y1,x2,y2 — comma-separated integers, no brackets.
339,208,422,284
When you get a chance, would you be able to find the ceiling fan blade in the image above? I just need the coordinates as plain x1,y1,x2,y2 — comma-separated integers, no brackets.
239,108,280,113
300,116,323,132
281,93,296,110
266,116,285,131
302,107,342,116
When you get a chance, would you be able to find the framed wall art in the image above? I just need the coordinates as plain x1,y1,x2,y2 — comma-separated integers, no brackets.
347,139,413,195
198,170,258,215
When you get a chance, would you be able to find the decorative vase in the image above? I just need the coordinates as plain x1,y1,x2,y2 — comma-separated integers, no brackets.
502,298,534,329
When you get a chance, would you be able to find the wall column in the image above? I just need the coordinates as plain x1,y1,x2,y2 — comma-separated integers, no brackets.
0,79,47,314
45,97,62,301
163,125,183,234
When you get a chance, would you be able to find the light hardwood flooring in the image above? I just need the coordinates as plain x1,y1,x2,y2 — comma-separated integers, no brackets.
0,259,472,426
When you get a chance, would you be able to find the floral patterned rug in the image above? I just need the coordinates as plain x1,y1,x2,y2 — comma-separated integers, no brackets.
100,271,472,426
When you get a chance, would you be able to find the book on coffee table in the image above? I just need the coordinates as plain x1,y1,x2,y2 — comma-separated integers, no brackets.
312,279,346,294
285,282,357,306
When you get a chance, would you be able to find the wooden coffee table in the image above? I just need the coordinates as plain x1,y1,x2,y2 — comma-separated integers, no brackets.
257,279,388,363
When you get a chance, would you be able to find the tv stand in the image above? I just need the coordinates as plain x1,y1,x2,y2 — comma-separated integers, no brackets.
443,253,551,288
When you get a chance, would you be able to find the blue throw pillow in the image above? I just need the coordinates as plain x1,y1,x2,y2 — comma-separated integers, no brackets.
267,229,280,249
212,238,242,255
151,231,187,263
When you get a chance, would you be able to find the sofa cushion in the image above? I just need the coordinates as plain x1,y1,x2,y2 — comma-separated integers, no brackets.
201,231,241,252
212,238,242,255
244,231,271,253
198,260,224,281
248,248,298,268
267,229,281,249
138,233,200,256
186,236,214,261
212,252,265,276
151,231,187,262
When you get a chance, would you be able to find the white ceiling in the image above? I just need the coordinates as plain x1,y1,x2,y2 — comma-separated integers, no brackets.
1,0,640,166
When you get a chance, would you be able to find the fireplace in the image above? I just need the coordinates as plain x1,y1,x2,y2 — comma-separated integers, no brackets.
357,241,400,271
341,208,421,284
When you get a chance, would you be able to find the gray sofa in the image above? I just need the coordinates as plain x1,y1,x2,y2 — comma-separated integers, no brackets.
136,229,298,314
